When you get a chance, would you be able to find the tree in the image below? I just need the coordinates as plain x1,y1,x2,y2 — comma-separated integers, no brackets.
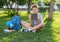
0,0,6,8
6,0,27,16
48,0,55,20
27,0,39,14
43,0,50,5
27,0,32,14
11,0,27,5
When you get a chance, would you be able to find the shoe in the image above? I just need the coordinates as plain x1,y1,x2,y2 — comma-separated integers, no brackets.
20,28,31,32
3,29,10,32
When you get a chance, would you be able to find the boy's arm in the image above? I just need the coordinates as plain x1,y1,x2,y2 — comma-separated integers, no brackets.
29,15,33,26
38,14,43,24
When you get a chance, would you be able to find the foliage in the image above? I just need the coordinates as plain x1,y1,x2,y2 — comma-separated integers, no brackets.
43,0,50,4
39,6,50,12
0,0,5,8
0,0,28,8
11,0,28,5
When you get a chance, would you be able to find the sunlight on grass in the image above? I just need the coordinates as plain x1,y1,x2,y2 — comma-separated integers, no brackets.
0,11,5,13
19,11,28,16
51,12,60,42
0,14,7,17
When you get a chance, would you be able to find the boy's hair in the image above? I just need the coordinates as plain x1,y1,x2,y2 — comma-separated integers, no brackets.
31,5,38,9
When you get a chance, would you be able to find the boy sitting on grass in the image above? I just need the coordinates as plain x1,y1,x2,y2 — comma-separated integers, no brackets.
21,5,44,32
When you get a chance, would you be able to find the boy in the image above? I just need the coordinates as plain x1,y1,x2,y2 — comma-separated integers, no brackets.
21,5,44,32
4,16,21,32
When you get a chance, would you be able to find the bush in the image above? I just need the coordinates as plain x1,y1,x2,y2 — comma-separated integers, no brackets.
39,6,50,12
43,0,50,6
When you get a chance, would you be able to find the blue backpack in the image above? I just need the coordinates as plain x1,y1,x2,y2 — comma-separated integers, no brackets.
10,16,22,30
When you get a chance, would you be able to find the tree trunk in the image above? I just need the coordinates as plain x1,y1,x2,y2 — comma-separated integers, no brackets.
16,4,18,15
48,0,55,20
27,0,32,14
15,0,19,15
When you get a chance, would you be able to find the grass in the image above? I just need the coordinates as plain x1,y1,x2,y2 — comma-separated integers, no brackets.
0,11,60,42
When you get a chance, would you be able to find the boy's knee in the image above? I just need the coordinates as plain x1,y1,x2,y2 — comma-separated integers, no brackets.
21,21,28,25
41,23,44,27
39,23,44,28
21,21,24,23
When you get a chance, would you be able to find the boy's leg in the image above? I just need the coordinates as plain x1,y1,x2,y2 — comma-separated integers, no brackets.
21,21,44,31
30,23,44,31
7,29,15,32
21,21,32,29
4,29,15,32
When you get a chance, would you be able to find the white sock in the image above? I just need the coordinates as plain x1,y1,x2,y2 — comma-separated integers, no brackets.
26,28,31,31
32,30,36,33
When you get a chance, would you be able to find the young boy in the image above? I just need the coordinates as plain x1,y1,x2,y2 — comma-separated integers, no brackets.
4,16,21,32
21,5,44,32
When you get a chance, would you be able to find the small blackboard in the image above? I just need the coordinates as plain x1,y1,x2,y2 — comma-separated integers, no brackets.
31,14,37,20
31,14,38,27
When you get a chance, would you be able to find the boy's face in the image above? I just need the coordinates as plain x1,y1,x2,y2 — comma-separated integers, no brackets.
32,7,38,14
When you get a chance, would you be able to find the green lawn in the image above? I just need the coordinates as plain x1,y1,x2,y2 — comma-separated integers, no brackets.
0,11,60,42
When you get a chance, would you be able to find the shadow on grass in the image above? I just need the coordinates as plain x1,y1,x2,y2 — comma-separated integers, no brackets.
41,18,56,42
32,18,56,42
0,16,10,29
0,15,10,41
19,14,29,22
